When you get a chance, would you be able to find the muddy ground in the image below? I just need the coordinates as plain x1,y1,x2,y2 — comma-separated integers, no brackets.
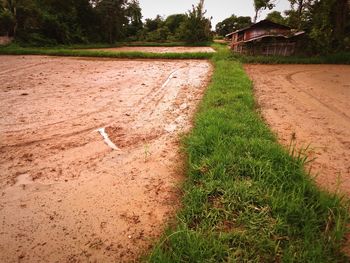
85,46,215,53
245,64,350,195
0,56,212,262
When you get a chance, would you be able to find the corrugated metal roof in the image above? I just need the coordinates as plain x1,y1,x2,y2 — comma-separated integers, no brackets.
238,31,305,43
226,19,291,37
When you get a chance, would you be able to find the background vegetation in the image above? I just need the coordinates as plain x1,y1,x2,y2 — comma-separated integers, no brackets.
215,0,349,54
0,0,213,45
1,0,348,53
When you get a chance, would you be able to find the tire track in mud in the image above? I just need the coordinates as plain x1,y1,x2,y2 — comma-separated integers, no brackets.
140,67,186,119
0,60,50,76
103,64,195,151
135,66,185,112
12,63,187,153
285,70,350,121
0,125,104,148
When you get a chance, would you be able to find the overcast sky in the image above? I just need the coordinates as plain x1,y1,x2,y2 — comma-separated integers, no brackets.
138,0,291,28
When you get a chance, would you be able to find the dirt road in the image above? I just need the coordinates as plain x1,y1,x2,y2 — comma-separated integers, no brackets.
245,64,350,195
0,56,212,262
85,46,215,53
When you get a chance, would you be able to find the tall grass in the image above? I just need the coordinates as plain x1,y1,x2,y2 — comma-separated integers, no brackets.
230,52,350,64
1,41,212,49
113,41,213,47
147,46,349,262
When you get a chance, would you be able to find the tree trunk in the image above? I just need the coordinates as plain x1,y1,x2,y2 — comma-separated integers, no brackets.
297,0,304,29
254,10,259,23
13,6,17,38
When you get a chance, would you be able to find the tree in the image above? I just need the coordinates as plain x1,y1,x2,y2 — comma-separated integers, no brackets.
0,8,15,36
266,11,286,25
1,0,17,36
125,0,143,38
285,0,314,29
215,14,251,37
253,0,276,23
178,0,212,43
95,0,128,43
281,0,349,53
144,15,163,32
142,15,166,41
1,0,144,44
331,0,349,48
165,14,187,34
309,0,349,52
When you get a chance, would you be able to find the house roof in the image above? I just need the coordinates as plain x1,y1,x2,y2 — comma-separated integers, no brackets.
225,19,292,37
242,31,305,43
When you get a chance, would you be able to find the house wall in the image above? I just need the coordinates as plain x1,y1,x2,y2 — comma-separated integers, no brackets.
234,40,297,56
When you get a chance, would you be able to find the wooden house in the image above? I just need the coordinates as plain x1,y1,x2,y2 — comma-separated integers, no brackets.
226,20,304,56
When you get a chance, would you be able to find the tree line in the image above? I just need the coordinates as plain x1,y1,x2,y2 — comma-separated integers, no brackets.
0,0,348,53
216,0,349,53
0,0,212,45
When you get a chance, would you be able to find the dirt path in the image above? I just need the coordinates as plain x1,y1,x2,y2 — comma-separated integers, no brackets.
85,46,215,53
0,56,212,262
245,64,350,195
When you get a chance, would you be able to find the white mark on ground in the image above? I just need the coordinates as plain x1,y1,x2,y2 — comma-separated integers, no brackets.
98,127,120,151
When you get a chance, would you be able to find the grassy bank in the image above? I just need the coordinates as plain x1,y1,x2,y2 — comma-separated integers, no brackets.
231,52,350,64
112,41,213,47
1,41,212,49
148,47,349,261
0,46,213,60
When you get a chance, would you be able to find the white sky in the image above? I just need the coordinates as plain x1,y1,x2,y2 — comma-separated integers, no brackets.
138,0,291,28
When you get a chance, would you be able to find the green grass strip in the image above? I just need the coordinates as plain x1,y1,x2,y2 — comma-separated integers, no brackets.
8,41,212,49
0,46,213,60
230,52,350,64
147,46,349,262
112,41,213,47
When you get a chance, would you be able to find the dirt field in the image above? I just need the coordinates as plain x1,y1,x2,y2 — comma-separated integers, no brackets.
245,64,350,195
0,55,212,262
86,46,215,53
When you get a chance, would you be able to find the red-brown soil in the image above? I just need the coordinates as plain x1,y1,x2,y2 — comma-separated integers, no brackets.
86,46,215,53
245,64,350,195
0,55,212,262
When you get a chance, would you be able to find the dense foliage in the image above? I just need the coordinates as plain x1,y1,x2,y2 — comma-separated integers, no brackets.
136,1,212,43
216,0,349,54
1,0,348,52
278,0,349,53
0,0,134,44
0,0,212,45
215,15,252,37
265,11,286,25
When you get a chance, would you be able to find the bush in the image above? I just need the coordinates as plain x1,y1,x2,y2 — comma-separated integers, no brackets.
0,9,15,36
177,0,213,43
